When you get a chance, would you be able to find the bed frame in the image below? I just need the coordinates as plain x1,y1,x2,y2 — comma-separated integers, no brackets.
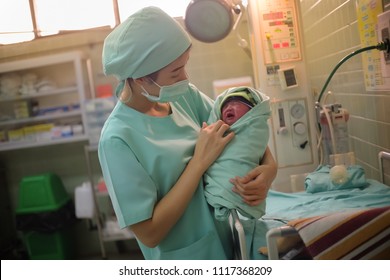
230,209,249,260
231,151,390,260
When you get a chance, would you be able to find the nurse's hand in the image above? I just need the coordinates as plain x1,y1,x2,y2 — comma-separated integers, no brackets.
230,148,277,206
192,121,234,172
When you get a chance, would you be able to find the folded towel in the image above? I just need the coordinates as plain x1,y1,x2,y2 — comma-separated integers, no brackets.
305,165,368,193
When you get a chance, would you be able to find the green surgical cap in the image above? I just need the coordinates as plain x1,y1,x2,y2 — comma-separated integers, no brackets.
219,89,256,112
102,6,192,82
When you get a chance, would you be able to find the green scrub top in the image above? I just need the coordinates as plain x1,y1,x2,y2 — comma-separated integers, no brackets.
98,84,234,260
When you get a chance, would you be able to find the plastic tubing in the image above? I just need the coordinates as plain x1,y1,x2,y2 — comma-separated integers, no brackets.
322,106,337,155
317,41,389,104
315,41,389,158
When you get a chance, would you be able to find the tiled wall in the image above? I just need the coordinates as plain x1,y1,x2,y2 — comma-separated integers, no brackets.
298,0,390,182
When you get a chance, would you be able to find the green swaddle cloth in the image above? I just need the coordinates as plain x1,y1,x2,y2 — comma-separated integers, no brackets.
204,86,271,220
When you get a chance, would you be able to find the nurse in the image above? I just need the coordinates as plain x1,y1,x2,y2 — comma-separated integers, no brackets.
98,6,277,260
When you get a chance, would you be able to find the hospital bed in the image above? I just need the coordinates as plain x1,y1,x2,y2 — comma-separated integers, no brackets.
231,151,390,260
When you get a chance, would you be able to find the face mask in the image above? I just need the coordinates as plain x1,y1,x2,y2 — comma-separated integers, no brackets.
141,79,190,102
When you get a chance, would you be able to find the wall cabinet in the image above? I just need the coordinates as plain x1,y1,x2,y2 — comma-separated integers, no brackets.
1,51,136,259
0,51,91,151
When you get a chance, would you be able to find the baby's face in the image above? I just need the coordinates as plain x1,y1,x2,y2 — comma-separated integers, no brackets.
221,100,251,125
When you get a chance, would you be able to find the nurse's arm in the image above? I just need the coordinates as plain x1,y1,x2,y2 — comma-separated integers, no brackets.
260,146,278,175
130,120,234,248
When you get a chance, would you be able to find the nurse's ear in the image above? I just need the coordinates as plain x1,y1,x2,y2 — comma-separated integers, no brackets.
126,78,137,91
119,78,134,103
134,76,153,87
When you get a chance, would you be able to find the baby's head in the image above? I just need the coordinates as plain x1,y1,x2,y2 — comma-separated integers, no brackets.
220,89,256,125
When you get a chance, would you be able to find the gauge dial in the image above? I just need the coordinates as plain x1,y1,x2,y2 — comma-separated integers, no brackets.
294,122,306,135
290,103,305,119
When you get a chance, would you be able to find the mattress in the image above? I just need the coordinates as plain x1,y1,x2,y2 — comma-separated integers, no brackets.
240,179,390,260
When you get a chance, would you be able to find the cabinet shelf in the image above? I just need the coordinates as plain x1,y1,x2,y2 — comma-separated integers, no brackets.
0,134,89,152
0,86,78,102
0,51,91,150
0,109,83,127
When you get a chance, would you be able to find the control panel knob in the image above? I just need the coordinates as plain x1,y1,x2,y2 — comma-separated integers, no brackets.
293,122,306,135
278,127,288,135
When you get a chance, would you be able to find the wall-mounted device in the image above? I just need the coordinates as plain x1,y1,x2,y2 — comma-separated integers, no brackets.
271,98,312,168
247,0,319,192
278,67,298,90
255,0,301,65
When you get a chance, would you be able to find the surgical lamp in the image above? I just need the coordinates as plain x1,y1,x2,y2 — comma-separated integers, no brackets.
184,0,251,56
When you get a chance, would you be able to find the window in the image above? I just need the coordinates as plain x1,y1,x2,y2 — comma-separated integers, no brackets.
117,0,187,20
34,0,116,36
0,1,34,44
0,0,188,45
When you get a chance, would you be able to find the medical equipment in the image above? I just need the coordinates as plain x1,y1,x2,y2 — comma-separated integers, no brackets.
316,102,351,165
245,0,318,192
313,40,389,165
278,67,298,90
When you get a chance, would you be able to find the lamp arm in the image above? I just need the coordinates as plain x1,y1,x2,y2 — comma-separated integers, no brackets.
232,2,252,58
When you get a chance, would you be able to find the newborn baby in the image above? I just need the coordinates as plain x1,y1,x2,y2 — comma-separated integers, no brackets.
220,91,255,125
204,86,271,220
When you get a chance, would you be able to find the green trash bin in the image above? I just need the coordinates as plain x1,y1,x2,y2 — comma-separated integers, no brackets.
16,173,76,260
16,173,70,214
